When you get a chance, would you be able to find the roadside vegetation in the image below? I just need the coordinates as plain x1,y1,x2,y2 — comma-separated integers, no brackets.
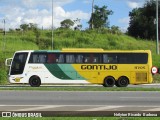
1,86,160,91
0,28,160,85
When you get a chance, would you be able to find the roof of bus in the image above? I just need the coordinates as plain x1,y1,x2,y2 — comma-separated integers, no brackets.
15,49,151,53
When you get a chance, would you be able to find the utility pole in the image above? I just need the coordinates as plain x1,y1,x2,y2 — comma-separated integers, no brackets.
156,0,159,54
2,19,6,51
51,0,54,50
91,0,94,29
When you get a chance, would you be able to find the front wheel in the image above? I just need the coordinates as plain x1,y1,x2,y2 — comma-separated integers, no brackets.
115,76,129,87
29,76,41,87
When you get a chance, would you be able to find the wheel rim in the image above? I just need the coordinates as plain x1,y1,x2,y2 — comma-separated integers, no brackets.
120,79,127,85
32,79,38,85
32,78,39,85
119,77,128,86
107,78,114,85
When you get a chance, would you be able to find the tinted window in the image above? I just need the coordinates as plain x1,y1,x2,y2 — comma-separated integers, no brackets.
47,53,65,63
93,54,101,63
117,54,132,64
103,53,148,64
75,54,84,63
11,52,28,75
84,54,91,63
47,53,57,63
29,53,47,63
103,54,117,63
83,54,101,63
132,53,148,64
56,54,64,63
66,54,75,63
28,52,148,64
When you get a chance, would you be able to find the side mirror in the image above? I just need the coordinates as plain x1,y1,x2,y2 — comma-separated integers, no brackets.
5,58,12,66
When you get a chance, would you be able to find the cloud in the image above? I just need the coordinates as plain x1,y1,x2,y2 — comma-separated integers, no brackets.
118,17,130,32
22,0,75,8
0,0,89,30
83,0,91,4
118,17,130,24
126,0,144,9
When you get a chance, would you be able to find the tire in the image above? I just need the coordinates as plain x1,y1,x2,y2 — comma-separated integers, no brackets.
115,76,129,87
103,76,115,87
29,76,41,87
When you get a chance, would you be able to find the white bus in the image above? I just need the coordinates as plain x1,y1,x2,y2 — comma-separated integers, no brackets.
5,49,157,87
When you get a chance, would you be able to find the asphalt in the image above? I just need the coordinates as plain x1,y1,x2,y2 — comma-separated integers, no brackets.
0,91,160,111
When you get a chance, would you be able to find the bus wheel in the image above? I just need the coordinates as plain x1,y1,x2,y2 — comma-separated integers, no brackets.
29,76,41,87
116,76,129,87
103,76,115,87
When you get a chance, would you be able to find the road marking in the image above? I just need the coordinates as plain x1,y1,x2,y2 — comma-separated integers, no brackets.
77,106,123,111
1,105,160,111
142,107,160,111
1,105,160,107
120,97,146,99
12,105,63,111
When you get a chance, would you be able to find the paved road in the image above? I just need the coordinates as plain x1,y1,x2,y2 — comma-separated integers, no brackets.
0,91,160,112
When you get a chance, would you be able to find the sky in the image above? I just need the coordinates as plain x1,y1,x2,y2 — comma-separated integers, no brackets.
0,0,148,32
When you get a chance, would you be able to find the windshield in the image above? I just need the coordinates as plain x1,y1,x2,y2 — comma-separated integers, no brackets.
10,52,28,75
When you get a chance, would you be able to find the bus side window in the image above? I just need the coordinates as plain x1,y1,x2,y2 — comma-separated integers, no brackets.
47,54,56,63
29,54,38,63
103,54,109,63
29,53,47,63
76,54,83,63
93,54,101,63
66,54,75,63
103,54,117,63
39,54,47,63
83,54,101,63
56,54,64,63
84,54,90,63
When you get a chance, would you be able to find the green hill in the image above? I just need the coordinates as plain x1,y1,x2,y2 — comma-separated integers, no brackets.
0,29,160,84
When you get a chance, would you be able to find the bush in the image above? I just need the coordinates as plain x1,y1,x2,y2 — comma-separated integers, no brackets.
0,68,7,84
38,37,51,49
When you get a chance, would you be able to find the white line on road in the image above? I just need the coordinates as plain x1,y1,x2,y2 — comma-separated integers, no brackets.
1,105,160,107
1,105,160,111
76,106,123,111
13,105,64,111
142,107,160,111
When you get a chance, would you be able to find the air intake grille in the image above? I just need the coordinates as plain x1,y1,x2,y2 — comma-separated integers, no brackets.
136,72,147,82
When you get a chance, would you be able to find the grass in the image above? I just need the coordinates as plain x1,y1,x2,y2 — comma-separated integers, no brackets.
1,86,160,91
1,29,160,84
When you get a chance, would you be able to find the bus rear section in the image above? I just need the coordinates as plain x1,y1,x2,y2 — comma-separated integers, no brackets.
71,51,154,87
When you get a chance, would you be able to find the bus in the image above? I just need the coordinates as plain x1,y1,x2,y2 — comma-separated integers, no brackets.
5,48,156,87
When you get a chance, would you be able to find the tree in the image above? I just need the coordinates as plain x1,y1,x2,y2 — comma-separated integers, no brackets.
128,0,160,39
20,23,38,31
29,23,38,30
88,5,113,29
60,19,74,29
73,18,82,30
20,24,29,31
110,25,121,34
